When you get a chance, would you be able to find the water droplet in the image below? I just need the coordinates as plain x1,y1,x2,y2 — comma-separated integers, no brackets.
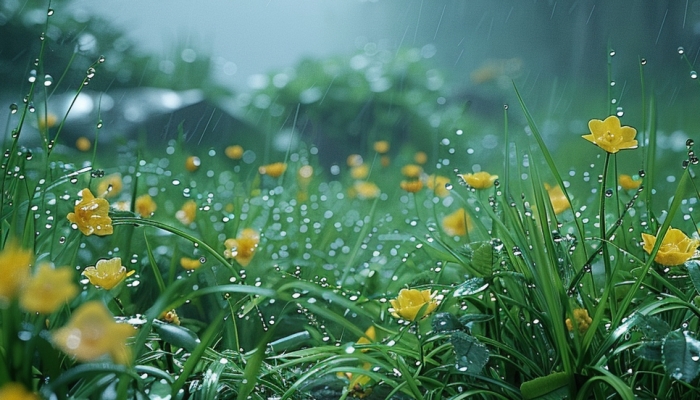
98,55,106,63
638,169,646,177
47,8,54,16
691,71,698,79
28,69,37,83
640,58,647,65
39,32,45,41
44,74,53,87
86,67,96,79
96,120,103,129
609,50,616,57
616,106,624,117
605,189,613,197
503,104,508,110
9,104,18,114
678,47,685,55
28,103,35,113
610,81,616,87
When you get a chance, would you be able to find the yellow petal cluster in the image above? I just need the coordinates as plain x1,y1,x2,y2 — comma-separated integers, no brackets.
224,228,260,267
389,289,438,321
352,181,381,200
460,171,498,189
373,140,390,154
66,188,114,236
97,174,123,198
0,382,40,400
185,156,201,172
135,194,157,218
565,308,593,333
347,154,363,167
225,145,244,160
176,200,197,225
619,174,642,190
401,164,422,179
414,151,428,165
441,208,472,236
259,162,287,178
0,240,32,306
82,257,135,290
20,264,78,314
642,228,700,266
351,164,370,180
400,179,423,193
545,184,571,215
52,301,135,364
582,116,637,154
426,175,451,198
180,256,202,270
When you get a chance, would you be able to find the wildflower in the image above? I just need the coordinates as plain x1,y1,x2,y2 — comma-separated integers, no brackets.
400,179,423,193
76,137,91,151
442,208,472,236
0,240,32,306
460,171,498,189
225,145,244,160
180,257,202,270
176,200,197,225
641,228,700,266
351,181,381,200
356,326,376,348
0,382,40,400
97,173,122,198
373,140,390,154
185,156,201,172
582,115,638,154
545,183,571,215
259,162,287,178
566,308,593,334
414,151,428,165
38,112,58,130
82,257,135,290
351,164,370,180
347,154,363,167
20,264,78,314
112,201,130,211
161,309,181,325
389,288,438,321
401,164,422,179
135,194,157,217
52,301,135,364
380,155,391,167
224,228,260,267
619,174,642,190
426,174,451,198
67,188,114,236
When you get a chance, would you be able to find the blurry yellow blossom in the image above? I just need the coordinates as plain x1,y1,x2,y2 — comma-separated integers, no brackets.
351,164,370,180
161,309,181,325
582,116,638,154
426,175,451,198
545,184,571,215
460,171,498,189
82,257,134,290
185,156,201,172
373,140,390,154
180,257,202,270
380,155,391,167
38,112,58,130
356,325,376,348
97,173,122,198
67,188,113,236
566,308,593,334
135,194,157,218
401,164,422,179
259,162,287,178
20,264,78,314
642,228,700,266
619,174,642,190
0,240,32,306
400,179,423,193
0,382,40,400
347,154,363,167
297,165,314,187
176,200,197,225
52,301,135,364
112,201,130,211
442,208,472,236
414,151,428,165
224,228,260,267
75,137,91,152
225,145,244,160
390,289,438,321
351,181,381,200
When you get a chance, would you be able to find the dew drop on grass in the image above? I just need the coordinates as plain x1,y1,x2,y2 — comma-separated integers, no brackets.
678,47,685,55
641,58,647,65
96,120,103,129
692,71,698,79
609,49,616,56
44,74,53,87
47,8,54,16
28,70,37,83
9,104,18,114
605,189,613,197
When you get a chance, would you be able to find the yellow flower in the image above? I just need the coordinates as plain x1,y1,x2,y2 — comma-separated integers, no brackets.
225,145,244,160
52,301,135,364
180,256,202,270
75,137,91,152
414,151,428,165
224,228,260,267
642,228,700,266
545,183,571,215
351,164,370,180
259,162,287,178
582,115,638,154
460,171,498,189
400,179,423,193
82,257,135,290
67,188,114,236
619,174,642,190
426,175,451,198
176,200,197,225
351,181,381,200
347,154,363,167
401,164,422,179
0,382,40,400
442,208,473,236
161,309,181,325
356,325,376,347
20,264,78,314
566,308,593,333
135,194,157,218
185,156,201,172
0,240,32,305
380,155,391,167
38,112,58,130
97,174,122,198
389,289,438,321
373,140,390,154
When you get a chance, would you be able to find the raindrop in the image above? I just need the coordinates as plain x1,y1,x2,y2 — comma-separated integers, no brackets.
616,106,624,117
691,71,698,79
28,104,35,113
9,104,18,114
86,67,96,79
609,50,616,56
96,120,103,129
47,8,54,16
640,58,647,65
678,47,685,55
90,169,105,178
503,104,508,110
28,70,37,83
98,55,105,63
610,81,616,87
39,33,45,41
638,169,646,177
687,139,694,148
43,74,53,87
605,189,613,197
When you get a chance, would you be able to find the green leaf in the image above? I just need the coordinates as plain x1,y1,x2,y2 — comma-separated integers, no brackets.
635,341,663,362
453,277,489,297
662,330,700,382
520,372,571,400
458,313,494,326
685,260,700,294
432,312,464,333
471,241,497,276
637,314,671,340
451,331,489,374
153,320,201,352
